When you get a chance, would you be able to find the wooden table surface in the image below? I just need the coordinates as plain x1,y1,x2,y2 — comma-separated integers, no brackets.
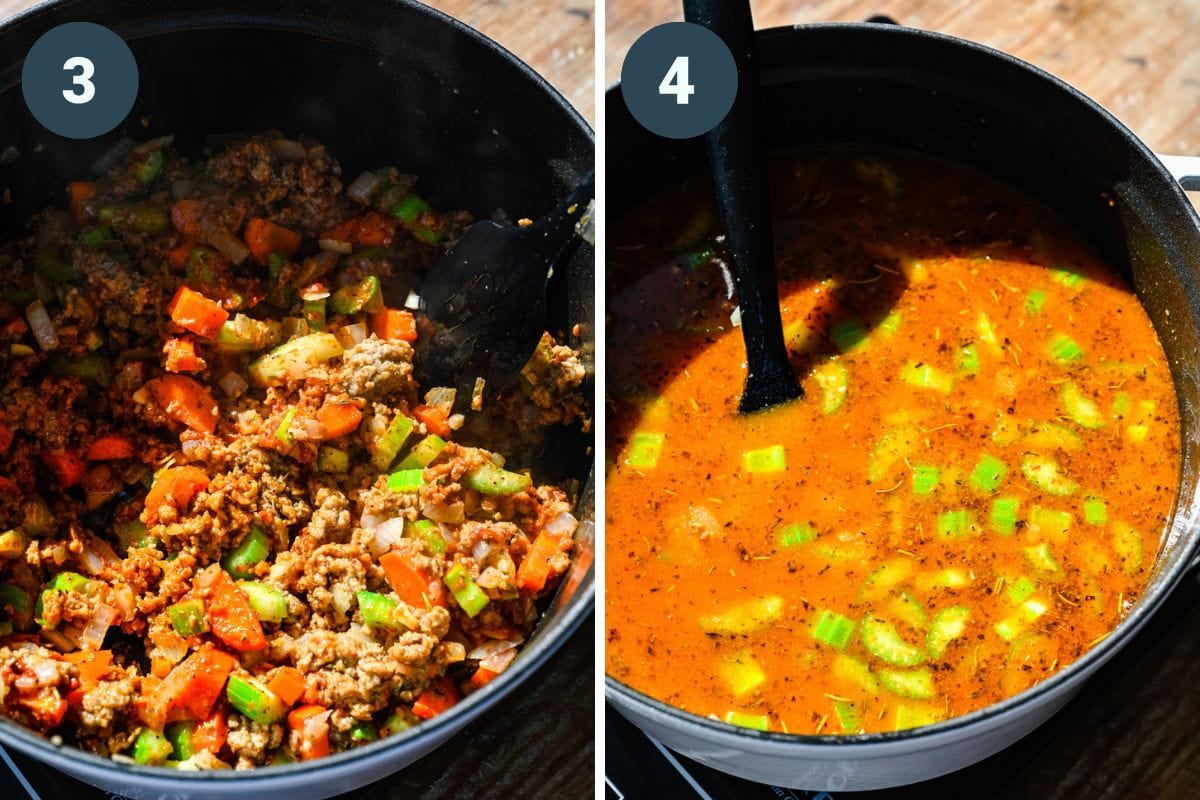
605,2,1200,799
0,2,595,799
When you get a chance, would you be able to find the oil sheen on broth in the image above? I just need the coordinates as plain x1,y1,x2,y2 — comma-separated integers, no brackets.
605,152,1180,734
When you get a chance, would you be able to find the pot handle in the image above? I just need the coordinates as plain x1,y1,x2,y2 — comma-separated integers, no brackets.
1157,154,1200,191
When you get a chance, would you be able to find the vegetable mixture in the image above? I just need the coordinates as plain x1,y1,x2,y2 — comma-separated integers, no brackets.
0,133,587,768
606,152,1179,735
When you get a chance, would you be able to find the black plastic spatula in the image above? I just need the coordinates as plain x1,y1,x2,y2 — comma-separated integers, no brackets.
412,172,594,399
683,0,802,413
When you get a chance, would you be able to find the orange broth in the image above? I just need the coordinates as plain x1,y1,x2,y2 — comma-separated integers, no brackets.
605,152,1180,734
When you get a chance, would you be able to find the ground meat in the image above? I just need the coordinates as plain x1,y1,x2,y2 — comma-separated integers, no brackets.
0,644,75,729
225,713,284,769
77,674,135,734
291,542,370,627
306,485,353,543
493,332,589,429
335,337,415,402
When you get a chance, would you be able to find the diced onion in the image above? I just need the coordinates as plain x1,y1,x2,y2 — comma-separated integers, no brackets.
301,418,326,440
368,517,406,556
180,439,205,460
423,502,465,524
346,170,383,204
375,184,407,213
544,511,579,538
404,290,421,310
319,238,353,254
79,604,118,650
467,638,521,661
26,300,58,351
442,641,467,663
111,584,136,621
219,371,248,398
472,540,496,562
338,322,368,347
200,217,250,265
331,584,355,615
270,139,307,161
424,387,456,415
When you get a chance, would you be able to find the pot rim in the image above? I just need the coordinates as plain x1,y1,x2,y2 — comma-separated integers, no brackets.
0,0,595,784
605,19,1200,748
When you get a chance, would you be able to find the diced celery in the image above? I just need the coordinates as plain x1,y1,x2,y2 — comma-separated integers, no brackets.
1126,425,1149,443
1028,506,1072,542
776,522,816,548
1025,288,1046,314
215,314,281,354
380,711,413,738
1021,455,1078,496
926,606,970,659
274,407,298,445
1051,267,1083,288
165,720,195,761
811,609,856,649
1112,522,1142,575
238,581,288,623
349,723,378,745
624,431,663,469
317,445,349,473
868,426,920,483
248,332,344,386
387,469,424,493
860,616,925,667
1005,576,1036,605
994,598,1049,641
135,150,166,184
357,590,404,629
970,454,1007,492
911,465,939,495
396,435,448,470
370,414,415,471
990,497,1020,535
743,445,786,474
329,275,384,315
830,319,867,352
132,728,173,766
1047,333,1084,363
812,361,849,414
1112,391,1132,418
166,599,208,636
1023,543,1062,580
221,525,270,579
464,462,531,495
957,344,979,374
894,704,942,731
833,700,861,733
832,654,878,693
885,592,927,631
877,311,902,336
719,649,766,696
444,564,490,617
936,510,976,539
1024,423,1083,452
226,675,287,725
915,568,971,591
976,313,1001,353
878,668,936,700
1060,381,1105,429
900,361,953,393
407,519,445,554
859,558,914,602
723,710,769,730
302,298,326,334
699,596,784,636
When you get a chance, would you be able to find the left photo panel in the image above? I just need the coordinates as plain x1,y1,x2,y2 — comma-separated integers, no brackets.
0,1,595,798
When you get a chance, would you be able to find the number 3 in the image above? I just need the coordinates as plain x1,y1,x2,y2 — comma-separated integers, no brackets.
659,56,695,105
62,56,95,105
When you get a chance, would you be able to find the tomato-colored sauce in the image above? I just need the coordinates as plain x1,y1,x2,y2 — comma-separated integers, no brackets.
605,152,1180,734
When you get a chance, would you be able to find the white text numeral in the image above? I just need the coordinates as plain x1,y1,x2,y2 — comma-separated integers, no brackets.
658,56,695,105
62,56,96,104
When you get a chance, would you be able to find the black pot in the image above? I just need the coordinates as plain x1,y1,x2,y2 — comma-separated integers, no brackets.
0,1,594,797
605,22,1200,790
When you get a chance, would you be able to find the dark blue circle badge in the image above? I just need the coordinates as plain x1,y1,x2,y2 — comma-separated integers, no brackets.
22,22,139,139
620,22,738,140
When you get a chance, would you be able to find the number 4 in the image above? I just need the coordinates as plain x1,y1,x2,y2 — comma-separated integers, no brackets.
659,56,695,105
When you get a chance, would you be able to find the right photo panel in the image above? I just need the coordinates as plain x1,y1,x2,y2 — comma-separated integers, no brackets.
604,2,1200,799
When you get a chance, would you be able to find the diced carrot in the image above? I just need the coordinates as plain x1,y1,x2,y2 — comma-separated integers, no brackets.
244,217,301,264
63,649,113,687
18,687,68,728
143,644,236,731
411,677,459,720
166,240,195,269
168,285,229,339
370,308,417,343
144,375,219,434
319,217,360,246
3,317,27,337
288,704,331,760
267,666,306,706
151,657,172,678
0,421,12,454
315,400,362,439
412,404,450,438
379,551,437,608
355,211,395,246
200,565,267,652
85,434,135,461
163,337,203,374
192,707,228,753
68,182,97,226
516,531,567,593
171,199,205,238
469,666,501,690
142,465,210,526
0,476,18,493
41,449,86,489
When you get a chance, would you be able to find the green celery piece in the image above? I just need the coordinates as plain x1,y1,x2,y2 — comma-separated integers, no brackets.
226,675,287,725
859,558,914,602
302,298,326,334
834,700,860,733
1021,455,1078,496
900,361,953,393
407,519,445,554
357,590,404,629
387,468,425,493
274,406,298,445
47,572,89,593
1025,288,1046,314
390,193,442,244
238,581,288,623
1023,542,1062,580
135,150,166,184
719,649,766,696
80,226,113,248
830,319,867,352
912,462,940,494
215,314,281,354
698,596,784,636
957,344,980,374
132,728,173,765
32,246,81,282
329,275,384,315
1084,497,1108,526
812,361,849,414
776,522,816,548
878,668,936,700
221,525,270,579
1112,391,1132,418
1029,506,1072,540
1112,522,1143,575
860,616,925,667
1024,423,1083,452
742,444,786,473
1060,381,1105,429
464,462,531,495
624,431,663,469
936,510,976,539
811,609,856,649
98,202,168,234
1047,333,1084,363
877,312,902,336
380,712,413,738
165,720,195,761
396,435,448,470
894,704,942,731
350,723,379,745
832,653,878,693
686,246,716,269
926,606,970,659
1051,267,1083,288
185,247,221,287
46,351,113,388
370,414,415,471
885,592,926,630
994,598,1050,641
1005,576,1036,605
247,332,344,387
990,497,1020,535
970,454,1007,492
166,599,208,636
723,710,769,730
444,564,489,617
317,446,349,473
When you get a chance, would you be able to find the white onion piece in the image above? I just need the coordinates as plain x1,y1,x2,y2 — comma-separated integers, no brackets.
200,217,250,265
360,512,385,532
111,585,136,621
79,604,117,650
466,638,521,661
544,511,578,538
319,238,353,254
480,646,519,674
338,322,368,347
442,641,467,663
302,418,325,440
331,584,354,615
424,387,456,414
26,300,58,351
423,502,465,524
472,540,496,562
346,170,382,204
219,371,248,398
368,517,406,555
404,290,421,310
180,438,205,460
